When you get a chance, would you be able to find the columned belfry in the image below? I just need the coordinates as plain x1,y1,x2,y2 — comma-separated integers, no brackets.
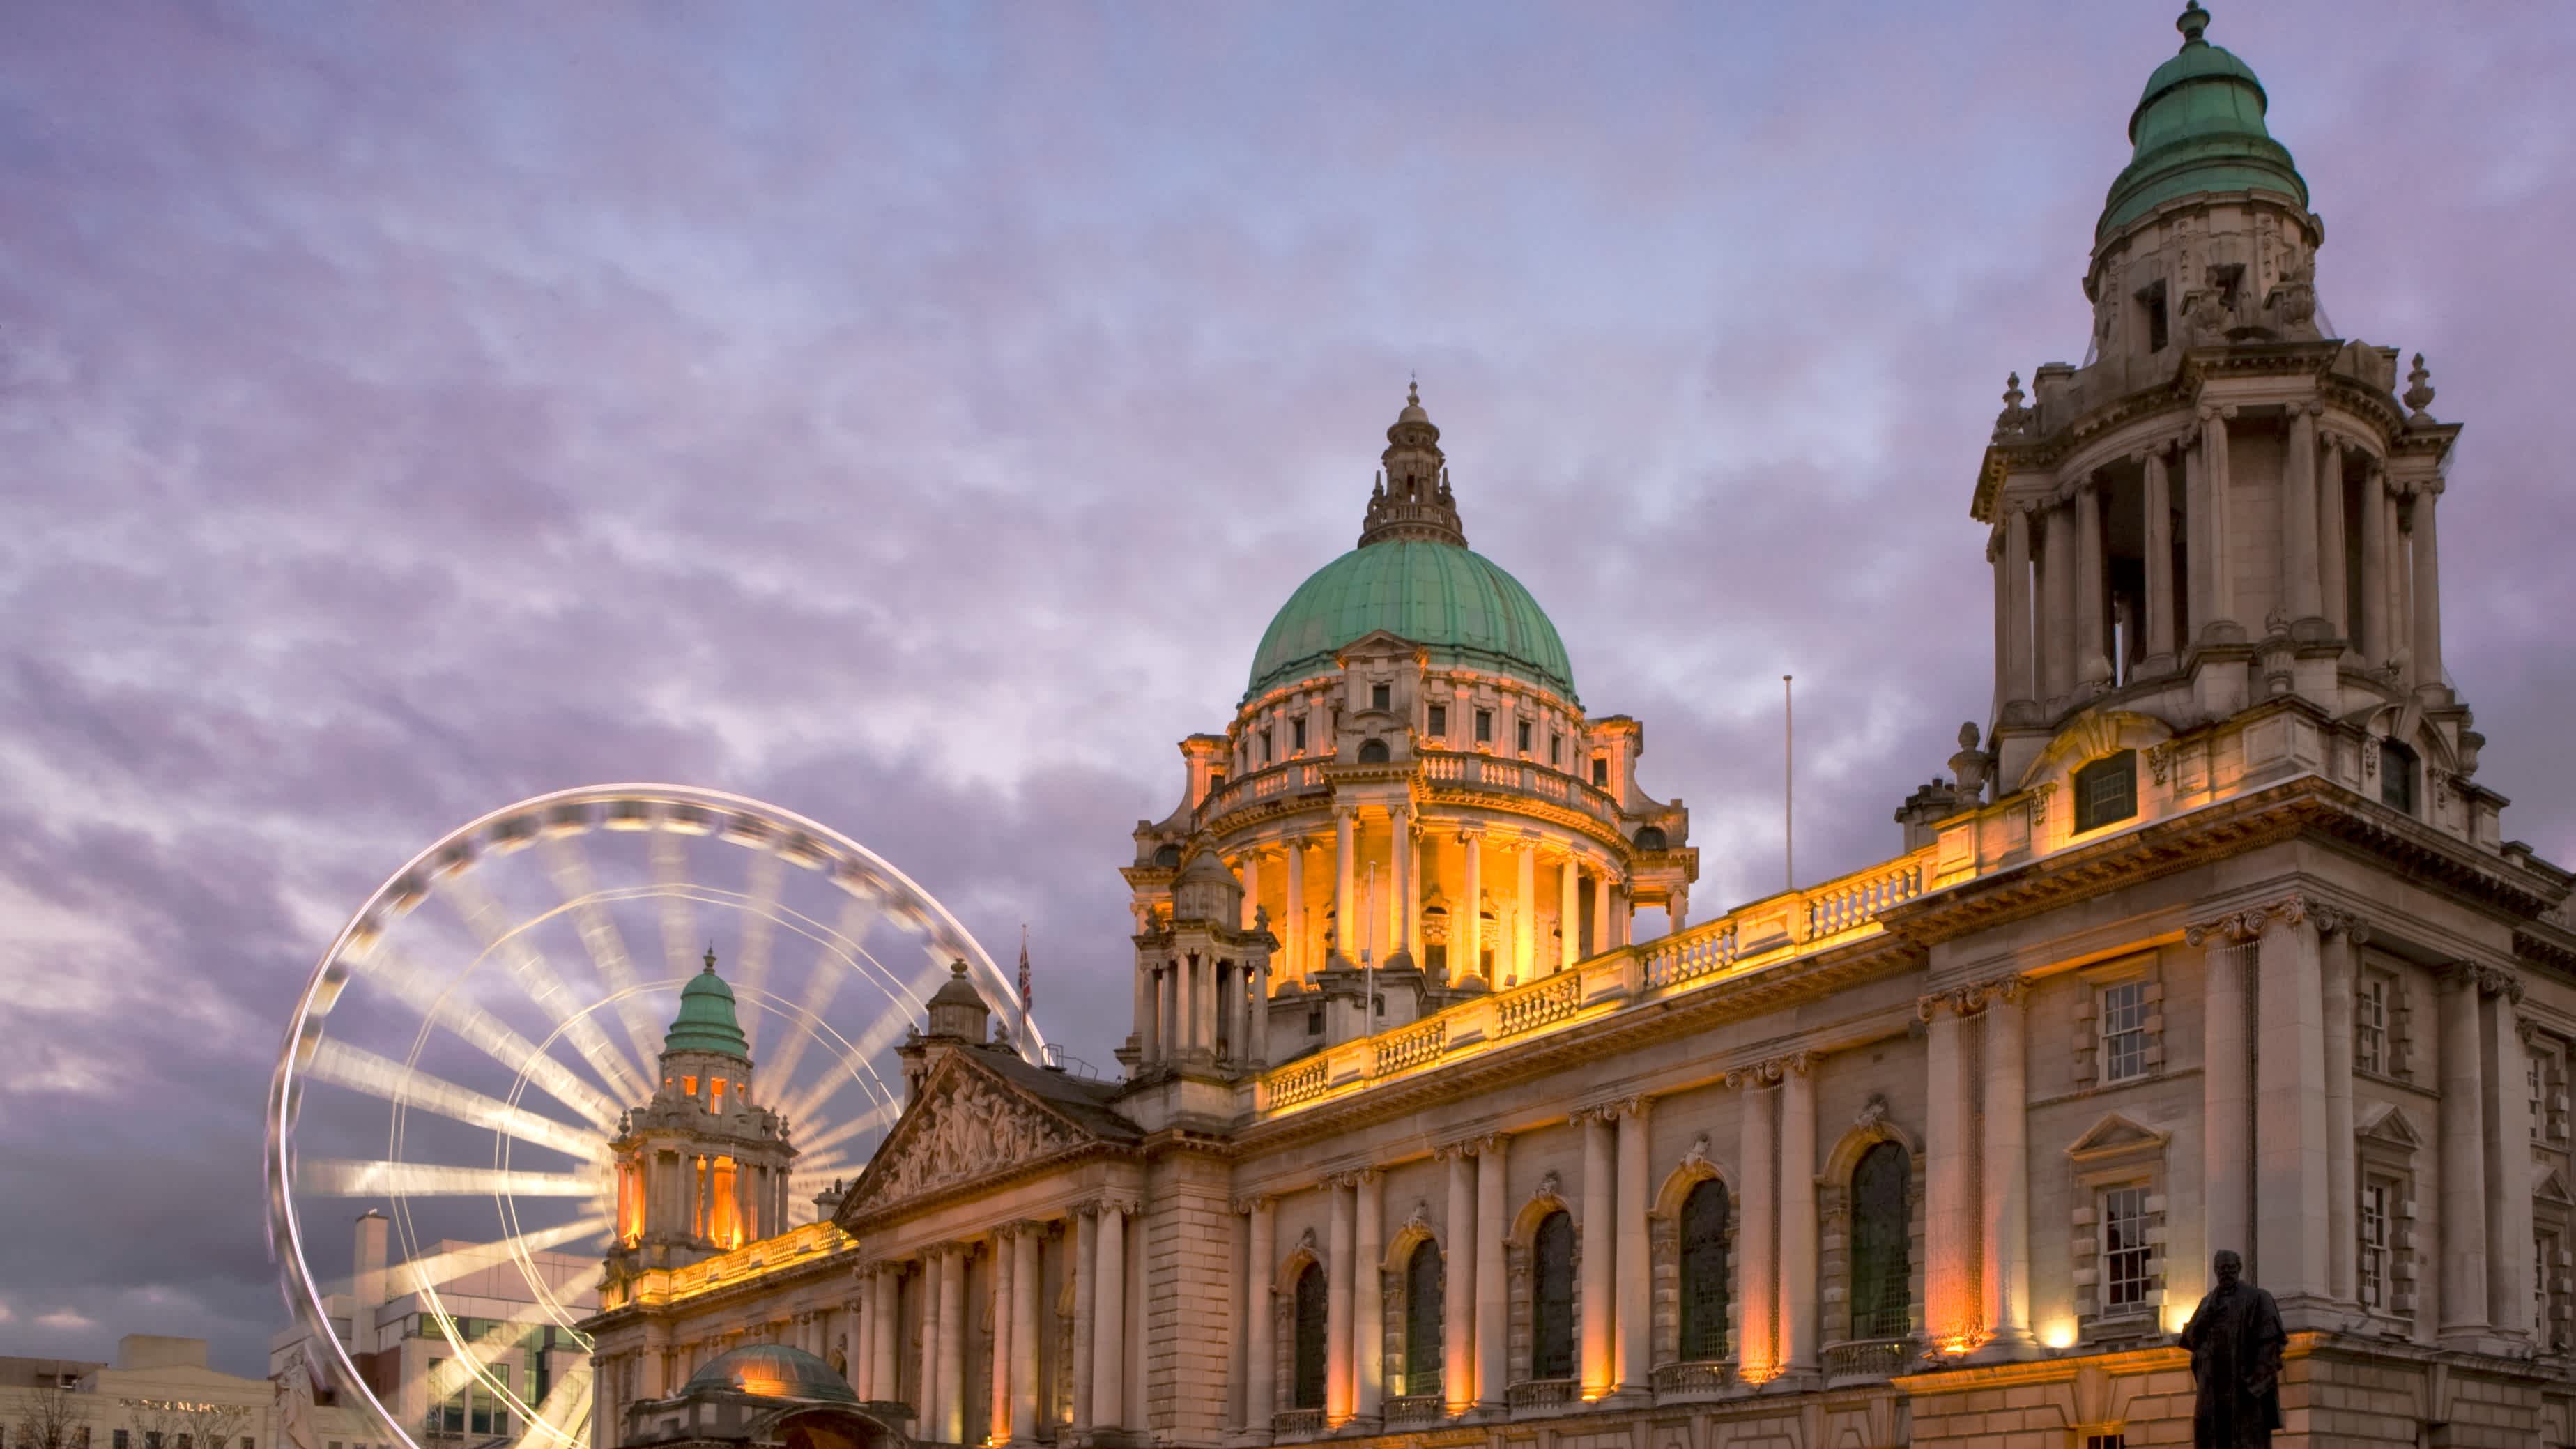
606,949,797,1290
1973,1,2476,802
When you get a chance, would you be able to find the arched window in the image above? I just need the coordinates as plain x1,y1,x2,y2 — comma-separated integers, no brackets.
1850,1142,1911,1338
1152,843,1182,869
1532,1211,1576,1379
1404,1240,1443,1396
2381,738,2418,814
2073,749,2138,832
1292,1262,1328,1409
1678,1180,1731,1361
1357,737,1390,764
1633,825,1669,851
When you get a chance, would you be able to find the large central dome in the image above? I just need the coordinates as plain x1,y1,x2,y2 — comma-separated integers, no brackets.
1243,385,1576,703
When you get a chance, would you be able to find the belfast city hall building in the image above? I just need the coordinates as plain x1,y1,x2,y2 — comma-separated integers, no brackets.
581,10,2576,1449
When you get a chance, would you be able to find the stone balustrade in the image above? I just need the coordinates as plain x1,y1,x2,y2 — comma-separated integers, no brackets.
1648,1360,1732,1399
1270,1407,1324,1439
1372,1017,1446,1076
1381,1393,1445,1425
1820,1337,1915,1384
1504,1377,1579,1413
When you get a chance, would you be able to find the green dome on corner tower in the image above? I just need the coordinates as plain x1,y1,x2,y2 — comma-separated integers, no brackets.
1244,385,1577,704
664,947,751,1061
2099,3,2308,240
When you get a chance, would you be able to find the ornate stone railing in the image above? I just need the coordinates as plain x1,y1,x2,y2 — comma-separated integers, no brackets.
1264,1056,1329,1111
1493,972,1581,1038
1250,845,1937,1119
1382,1394,1446,1425
1649,1360,1731,1397
1417,750,1620,826
1270,1408,1324,1439
1503,1378,1579,1411
1821,1337,1915,1383
1372,1018,1446,1075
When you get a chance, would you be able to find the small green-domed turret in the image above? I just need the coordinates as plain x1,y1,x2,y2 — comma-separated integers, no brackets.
664,947,751,1061
2099,3,2308,239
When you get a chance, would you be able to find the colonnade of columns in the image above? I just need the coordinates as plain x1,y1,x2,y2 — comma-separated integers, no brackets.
1919,979,2035,1354
1991,405,2439,718
1138,950,1269,1070
620,1147,791,1248
1241,815,1629,990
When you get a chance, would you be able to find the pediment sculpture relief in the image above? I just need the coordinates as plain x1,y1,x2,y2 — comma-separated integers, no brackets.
848,1068,1080,1215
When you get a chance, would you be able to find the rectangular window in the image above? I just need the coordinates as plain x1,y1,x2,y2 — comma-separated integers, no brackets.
1591,756,1608,788
2087,1436,2127,1449
2382,739,2418,813
2534,1052,2548,1143
145,1436,162,1449
2359,1180,2391,1310
1291,718,1308,753
1516,720,1532,754
1370,682,1390,711
1427,704,1447,738
2099,981,2149,1084
1473,710,1492,744
2538,1232,2556,1351
115,1432,130,1449
2355,974,2388,1075
1260,729,1273,765
2102,1186,2152,1311
2074,750,2139,831
1549,734,1561,765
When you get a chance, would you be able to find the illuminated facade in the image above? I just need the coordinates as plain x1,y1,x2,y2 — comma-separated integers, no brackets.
585,8,2576,1448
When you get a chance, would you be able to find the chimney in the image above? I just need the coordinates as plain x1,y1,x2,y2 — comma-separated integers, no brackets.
353,1210,389,1354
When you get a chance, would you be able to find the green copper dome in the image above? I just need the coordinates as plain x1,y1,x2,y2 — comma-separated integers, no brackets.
682,1343,857,1404
1247,540,1576,702
2099,3,2307,239
1245,384,1577,704
664,948,751,1061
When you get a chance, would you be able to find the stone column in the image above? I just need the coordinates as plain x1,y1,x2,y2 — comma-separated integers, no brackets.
1590,870,1611,959
2203,407,2237,637
1177,953,1197,1059
1735,1067,1778,1376
2388,480,2413,680
2188,919,2253,1273
1135,961,1158,1066
2437,966,2490,1337
1979,986,2032,1351
937,1245,967,1443
2076,475,2110,687
2320,913,2363,1305
2255,900,2330,1306
1389,806,1411,955
1615,1098,1653,1393
2360,463,2391,664
1922,997,1976,1351
1248,957,1271,1068
919,1252,943,1431
1242,850,1262,933
1243,1198,1275,1435
1092,1202,1128,1430
1409,829,1426,963
1327,1177,1355,1424
1354,1170,1384,1424
1579,1110,1615,1398
2410,483,2446,698
990,1231,1016,1443
1441,1147,1475,1415
1011,1225,1040,1441
1779,1061,1820,1374
2003,503,2034,707
2144,445,2177,666
1160,963,1178,1062
1558,855,1579,972
1071,1211,1096,1434
1514,841,1537,983
1287,838,1308,982
2319,434,2349,638
1473,1137,1508,1411
850,1272,873,1400
1990,533,2009,723
2284,404,2322,624
2042,498,2075,703
873,1266,899,1409
1458,831,1484,986
1335,807,1358,964
2485,978,2536,1338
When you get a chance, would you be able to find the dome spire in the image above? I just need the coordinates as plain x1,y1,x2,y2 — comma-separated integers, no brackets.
2177,0,2209,47
1359,379,1466,548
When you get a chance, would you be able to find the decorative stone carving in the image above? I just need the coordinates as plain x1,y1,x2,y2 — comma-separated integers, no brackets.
1992,373,2034,442
2144,740,2179,784
843,1064,1082,1216
1855,1093,1889,1133
2403,353,2437,423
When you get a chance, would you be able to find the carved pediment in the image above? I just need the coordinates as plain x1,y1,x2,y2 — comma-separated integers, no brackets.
2065,1112,2168,1163
2356,1102,2425,1149
2540,1167,2575,1207
837,1057,1088,1222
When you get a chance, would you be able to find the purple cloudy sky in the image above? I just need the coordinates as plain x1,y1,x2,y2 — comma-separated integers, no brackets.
5,1,2573,1374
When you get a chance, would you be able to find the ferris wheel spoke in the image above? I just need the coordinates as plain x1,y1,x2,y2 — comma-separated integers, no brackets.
510,1365,590,1449
729,849,787,1057
792,1097,900,1158
754,899,875,1092
773,963,941,1128
539,837,662,1074
441,875,650,1103
305,1038,605,1163
357,943,622,1131
650,831,701,983
393,1216,613,1296
301,1158,606,1199
424,1302,585,1402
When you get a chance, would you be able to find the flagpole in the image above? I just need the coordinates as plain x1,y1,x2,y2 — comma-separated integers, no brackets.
1784,674,1795,891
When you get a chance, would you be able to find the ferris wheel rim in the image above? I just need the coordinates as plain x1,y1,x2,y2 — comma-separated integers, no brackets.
266,781,1036,1449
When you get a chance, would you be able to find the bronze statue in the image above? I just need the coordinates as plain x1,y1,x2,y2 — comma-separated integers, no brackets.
2178,1250,2285,1448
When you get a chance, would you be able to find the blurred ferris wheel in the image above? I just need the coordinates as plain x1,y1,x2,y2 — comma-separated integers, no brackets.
265,784,1038,1449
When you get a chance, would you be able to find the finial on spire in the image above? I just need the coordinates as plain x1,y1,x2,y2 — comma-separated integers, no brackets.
2177,1,2210,47
2403,353,2437,423
703,944,717,974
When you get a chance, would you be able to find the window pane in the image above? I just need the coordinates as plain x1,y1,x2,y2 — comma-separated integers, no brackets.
2101,981,2149,1083
2355,979,2386,1075
1850,1142,1911,1337
2359,1182,2389,1309
2382,739,2417,812
1533,1211,1576,1379
1293,1263,1328,1409
2073,751,2138,831
1404,1241,1443,1397
2103,1186,2152,1310
1679,1180,1731,1360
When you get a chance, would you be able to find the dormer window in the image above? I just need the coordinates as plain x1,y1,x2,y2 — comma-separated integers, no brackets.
2073,750,2139,832
1371,682,1391,711
2381,739,2418,814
